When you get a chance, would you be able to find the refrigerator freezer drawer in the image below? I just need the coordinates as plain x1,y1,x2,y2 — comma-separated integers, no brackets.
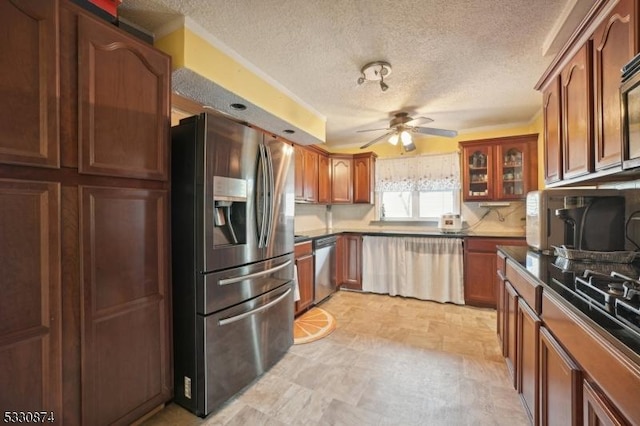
199,253,294,315
201,282,293,415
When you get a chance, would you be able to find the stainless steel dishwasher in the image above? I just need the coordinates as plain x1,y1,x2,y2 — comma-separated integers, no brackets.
313,236,337,304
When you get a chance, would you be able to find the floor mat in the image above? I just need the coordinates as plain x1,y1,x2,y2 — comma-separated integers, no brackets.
293,307,336,344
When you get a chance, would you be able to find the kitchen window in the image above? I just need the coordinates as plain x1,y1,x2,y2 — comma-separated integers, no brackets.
376,153,460,221
380,190,460,219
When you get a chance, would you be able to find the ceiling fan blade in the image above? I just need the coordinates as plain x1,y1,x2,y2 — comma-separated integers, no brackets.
360,131,394,149
356,127,391,133
404,116,434,126
413,126,458,138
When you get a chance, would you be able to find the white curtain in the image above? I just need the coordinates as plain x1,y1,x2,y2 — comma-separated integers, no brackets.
375,152,460,191
362,236,464,304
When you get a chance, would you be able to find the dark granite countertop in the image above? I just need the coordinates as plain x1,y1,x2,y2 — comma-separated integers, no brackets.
294,227,525,243
498,245,640,361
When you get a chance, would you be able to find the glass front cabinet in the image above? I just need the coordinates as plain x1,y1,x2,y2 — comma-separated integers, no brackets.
463,145,493,200
460,134,538,202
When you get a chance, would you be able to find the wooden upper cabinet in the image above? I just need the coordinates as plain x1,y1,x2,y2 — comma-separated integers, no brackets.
294,145,305,200
561,42,594,179
592,0,636,171
0,179,62,416
0,1,59,168
77,14,170,180
461,134,537,202
496,138,537,200
461,144,493,200
331,156,353,203
318,153,330,204
542,77,563,184
353,152,376,204
294,145,319,203
303,149,319,202
293,148,374,205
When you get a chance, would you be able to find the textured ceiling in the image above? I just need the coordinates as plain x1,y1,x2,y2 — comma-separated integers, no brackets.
119,0,596,149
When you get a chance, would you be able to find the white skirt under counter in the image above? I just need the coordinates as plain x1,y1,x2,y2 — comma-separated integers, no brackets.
361,236,464,304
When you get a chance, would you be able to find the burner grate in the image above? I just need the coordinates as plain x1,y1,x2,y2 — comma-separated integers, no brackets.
575,270,640,332
615,298,640,336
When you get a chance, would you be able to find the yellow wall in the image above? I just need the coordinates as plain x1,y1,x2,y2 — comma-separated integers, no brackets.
155,26,326,142
154,23,547,186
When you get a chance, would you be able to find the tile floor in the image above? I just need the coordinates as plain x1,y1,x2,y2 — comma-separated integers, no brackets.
143,290,529,426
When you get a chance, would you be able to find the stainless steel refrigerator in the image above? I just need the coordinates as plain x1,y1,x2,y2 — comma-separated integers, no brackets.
171,113,295,417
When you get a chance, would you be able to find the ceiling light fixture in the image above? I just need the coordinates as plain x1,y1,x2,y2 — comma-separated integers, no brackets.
399,130,412,146
357,61,392,92
387,129,413,147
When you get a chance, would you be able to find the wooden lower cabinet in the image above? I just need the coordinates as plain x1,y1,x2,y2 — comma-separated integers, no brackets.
341,234,362,290
498,249,640,426
583,380,626,426
464,237,526,307
517,299,541,425
497,252,507,356
294,241,314,315
542,289,639,424
539,326,582,426
336,235,345,286
0,179,62,418
76,186,171,425
505,281,519,389
0,2,172,423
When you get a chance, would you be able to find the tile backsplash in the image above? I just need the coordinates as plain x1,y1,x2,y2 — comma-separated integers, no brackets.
293,181,640,249
293,197,526,234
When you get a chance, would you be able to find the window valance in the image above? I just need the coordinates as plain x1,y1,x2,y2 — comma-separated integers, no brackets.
375,152,460,192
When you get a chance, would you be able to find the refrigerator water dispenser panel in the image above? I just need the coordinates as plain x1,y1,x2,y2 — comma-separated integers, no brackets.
213,176,247,246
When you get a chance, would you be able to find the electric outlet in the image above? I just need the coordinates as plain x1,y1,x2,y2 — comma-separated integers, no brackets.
184,376,191,399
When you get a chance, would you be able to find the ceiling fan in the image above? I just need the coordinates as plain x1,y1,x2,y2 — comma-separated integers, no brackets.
358,112,458,152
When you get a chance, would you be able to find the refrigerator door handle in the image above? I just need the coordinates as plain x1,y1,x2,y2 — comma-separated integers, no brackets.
218,288,292,326
218,259,292,286
257,144,269,248
264,145,275,246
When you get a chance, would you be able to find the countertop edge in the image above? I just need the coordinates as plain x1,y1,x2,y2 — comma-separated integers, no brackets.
295,228,525,242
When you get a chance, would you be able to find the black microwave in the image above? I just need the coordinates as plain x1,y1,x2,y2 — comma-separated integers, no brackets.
621,52,640,169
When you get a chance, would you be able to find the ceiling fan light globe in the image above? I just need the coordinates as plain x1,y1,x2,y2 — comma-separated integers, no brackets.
400,130,412,146
388,134,399,145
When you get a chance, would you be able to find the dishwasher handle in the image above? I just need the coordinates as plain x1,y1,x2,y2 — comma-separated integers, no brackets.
314,236,337,249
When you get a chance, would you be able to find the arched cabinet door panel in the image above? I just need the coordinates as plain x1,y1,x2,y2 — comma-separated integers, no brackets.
0,1,60,168
77,14,170,180
561,43,593,179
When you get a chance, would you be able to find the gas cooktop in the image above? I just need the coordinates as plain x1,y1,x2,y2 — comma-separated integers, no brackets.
574,270,640,337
